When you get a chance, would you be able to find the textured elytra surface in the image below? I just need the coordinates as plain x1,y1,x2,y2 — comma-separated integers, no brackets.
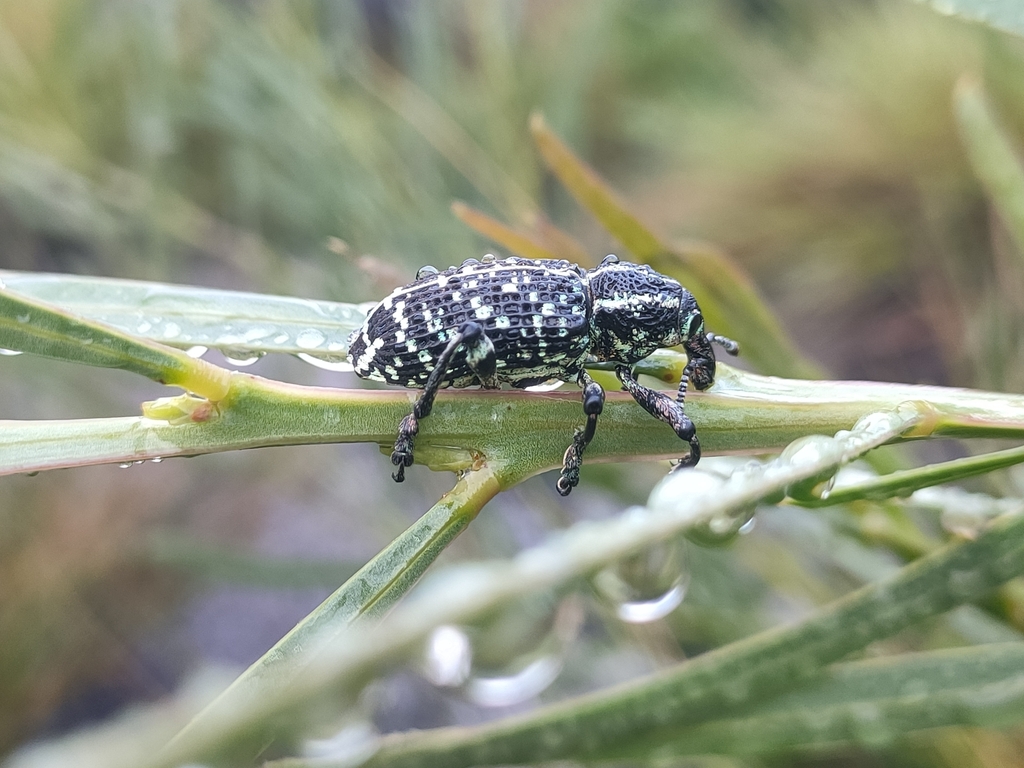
349,257,593,388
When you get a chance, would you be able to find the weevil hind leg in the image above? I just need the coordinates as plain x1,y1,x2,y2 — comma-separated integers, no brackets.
616,365,700,469
557,370,605,496
390,321,494,482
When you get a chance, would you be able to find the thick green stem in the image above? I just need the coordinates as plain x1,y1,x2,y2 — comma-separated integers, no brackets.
5,366,1024,477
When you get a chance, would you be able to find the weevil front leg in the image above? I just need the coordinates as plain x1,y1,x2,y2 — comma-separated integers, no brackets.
391,320,494,482
616,365,700,469
557,370,605,496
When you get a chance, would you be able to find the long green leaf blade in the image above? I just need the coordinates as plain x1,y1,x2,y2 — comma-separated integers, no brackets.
955,78,1024,260
0,285,230,399
634,644,1024,758
0,270,367,359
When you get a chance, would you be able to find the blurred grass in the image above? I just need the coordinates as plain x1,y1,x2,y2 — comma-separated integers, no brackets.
4,1,1024,765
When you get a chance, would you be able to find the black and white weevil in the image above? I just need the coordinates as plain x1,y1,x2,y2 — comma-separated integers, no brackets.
348,255,738,495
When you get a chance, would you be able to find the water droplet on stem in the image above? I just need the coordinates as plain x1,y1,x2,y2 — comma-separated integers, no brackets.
592,538,689,623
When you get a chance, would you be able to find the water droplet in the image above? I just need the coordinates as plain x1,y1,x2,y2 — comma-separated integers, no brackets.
0,348,23,356
137,321,153,333
243,327,271,342
273,332,290,344
118,462,133,469
296,328,327,350
467,655,564,708
424,594,583,707
185,345,209,359
423,625,472,687
648,466,727,514
593,539,689,623
481,253,496,263
779,435,839,501
162,322,181,339
151,457,163,463
16,313,30,324
297,353,355,372
686,507,757,547
779,434,835,467
738,517,757,535
222,347,265,367
416,265,439,279
523,379,565,392
851,409,905,441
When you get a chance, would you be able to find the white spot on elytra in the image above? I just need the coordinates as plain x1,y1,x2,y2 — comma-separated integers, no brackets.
474,305,493,319
495,315,510,328
541,303,556,316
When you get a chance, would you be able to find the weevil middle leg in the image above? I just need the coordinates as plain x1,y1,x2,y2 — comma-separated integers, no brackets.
557,370,605,496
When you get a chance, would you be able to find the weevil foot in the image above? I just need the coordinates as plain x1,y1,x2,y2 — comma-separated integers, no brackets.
557,428,588,496
390,413,419,482
671,433,701,471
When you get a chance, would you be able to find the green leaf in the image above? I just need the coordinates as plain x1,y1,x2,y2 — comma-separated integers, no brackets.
0,284,230,399
797,442,1024,507
0,270,366,361
630,644,1024,758
954,77,1024,260
915,0,1024,37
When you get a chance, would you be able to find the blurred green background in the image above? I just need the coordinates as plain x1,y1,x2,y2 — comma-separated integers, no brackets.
3,0,1024,765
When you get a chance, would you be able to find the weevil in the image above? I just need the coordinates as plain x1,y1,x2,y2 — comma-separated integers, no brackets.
348,255,738,495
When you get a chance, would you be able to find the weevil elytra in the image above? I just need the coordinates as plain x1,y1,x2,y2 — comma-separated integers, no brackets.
348,255,738,495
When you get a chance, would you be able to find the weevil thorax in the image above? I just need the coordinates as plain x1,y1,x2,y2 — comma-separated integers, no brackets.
586,261,691,364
